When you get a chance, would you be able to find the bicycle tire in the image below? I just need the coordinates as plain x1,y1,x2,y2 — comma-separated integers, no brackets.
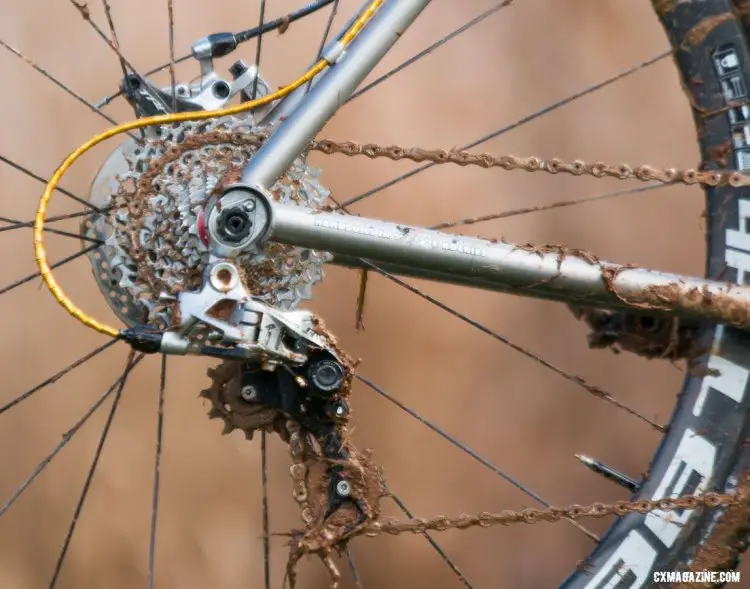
564,2,750,586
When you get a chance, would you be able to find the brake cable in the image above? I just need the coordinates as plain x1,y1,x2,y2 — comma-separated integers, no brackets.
33,0,382,339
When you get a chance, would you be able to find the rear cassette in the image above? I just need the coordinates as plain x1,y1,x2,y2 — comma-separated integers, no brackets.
82,116,332,329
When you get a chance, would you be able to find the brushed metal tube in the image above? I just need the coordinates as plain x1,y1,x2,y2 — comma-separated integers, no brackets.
268,202,750,329
259,7,366,126
241,0,432,189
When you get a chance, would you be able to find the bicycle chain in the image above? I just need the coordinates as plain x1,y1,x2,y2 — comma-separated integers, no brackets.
312,139,750,188
174,127,748,585
358,493,741,537
121,128,750,223
201,321,744,588
134,127,750,189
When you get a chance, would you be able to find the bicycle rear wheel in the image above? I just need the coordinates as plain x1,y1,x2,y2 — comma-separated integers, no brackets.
2,1,750,588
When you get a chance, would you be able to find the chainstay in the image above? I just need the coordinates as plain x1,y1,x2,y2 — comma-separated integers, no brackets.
141,131,746,541
307,139,746,531
304,140,747,529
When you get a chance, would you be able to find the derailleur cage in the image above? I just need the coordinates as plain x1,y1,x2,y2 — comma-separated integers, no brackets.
238,351,368,528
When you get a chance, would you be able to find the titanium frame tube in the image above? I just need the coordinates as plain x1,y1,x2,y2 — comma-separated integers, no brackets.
259,7,367,125
266,201,750,329
241,0,432,189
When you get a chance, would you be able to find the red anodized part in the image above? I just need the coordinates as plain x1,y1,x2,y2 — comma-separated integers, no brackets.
197,209,209,246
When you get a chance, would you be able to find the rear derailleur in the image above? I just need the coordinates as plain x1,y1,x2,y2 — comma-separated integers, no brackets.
119,256,386,585
114,45,387,583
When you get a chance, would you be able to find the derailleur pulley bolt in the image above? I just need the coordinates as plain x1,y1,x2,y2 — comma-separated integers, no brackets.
334,402,349,418
240,386,258,401
309,359,345,393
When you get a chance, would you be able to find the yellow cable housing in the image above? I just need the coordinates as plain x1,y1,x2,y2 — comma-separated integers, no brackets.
34,0,382,338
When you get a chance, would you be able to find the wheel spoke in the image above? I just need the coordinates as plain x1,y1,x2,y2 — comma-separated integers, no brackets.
101,0,130,85
348,0,513,103
0,153,102,213
0,209,108,234
101,0,147,130
0,242,100,297
69,0,171,113
148,355,167,589
357,375,599,542
317,0,340,56
261,430,271,589
0,38,122,130
430,184,669,230
0,217,102,244
346,547,364,589
339,51,671,208
93,0,338,108
167,0,177,111
0,340,118,416
305,0,340,94
48,350,137,589
359,261,664,431
251,0,268,100
0,353,144,518
389,490,474,588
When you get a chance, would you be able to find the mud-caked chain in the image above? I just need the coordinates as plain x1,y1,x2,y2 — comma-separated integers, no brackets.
269,151,745,541
286,419,316,528
356,492,742,539
144,129,750,190
312,139,750,187
191,131,747,583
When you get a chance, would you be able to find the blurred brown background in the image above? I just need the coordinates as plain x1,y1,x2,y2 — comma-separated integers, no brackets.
0,0,722,587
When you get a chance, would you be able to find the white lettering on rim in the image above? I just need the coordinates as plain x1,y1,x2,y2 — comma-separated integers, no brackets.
582,530,657,588
644,429,716,547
